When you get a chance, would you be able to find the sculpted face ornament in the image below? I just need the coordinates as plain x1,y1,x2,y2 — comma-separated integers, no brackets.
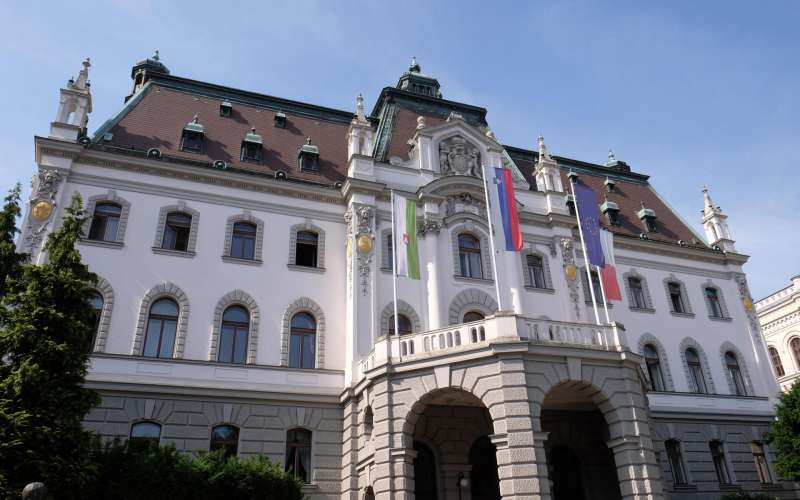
439,136,481,178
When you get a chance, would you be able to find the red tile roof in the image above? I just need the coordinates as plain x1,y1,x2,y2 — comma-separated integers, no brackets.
106,85,349,184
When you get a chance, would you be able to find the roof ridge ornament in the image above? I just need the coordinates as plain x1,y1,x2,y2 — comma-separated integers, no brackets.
152,49,160,62
607,149,616,165
355,93,367,122
410,56,421,73
537,134,552,162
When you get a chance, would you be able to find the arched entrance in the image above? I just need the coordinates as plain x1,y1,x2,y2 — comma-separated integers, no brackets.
469,436,501,500
541,382,622,500
406,388,499,500
414,441,438,500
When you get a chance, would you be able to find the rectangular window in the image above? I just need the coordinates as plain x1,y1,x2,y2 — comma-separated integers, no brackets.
629,277,646,309
387,235,393,271
295,231,318,267
710,441,732,485
230,222,257,260
665,440,688,485
706,287,724,318
669,283,685,313
589,271,604,305
526,255,546,288
181,131,204,153
162,213,192,252
751,442,773,484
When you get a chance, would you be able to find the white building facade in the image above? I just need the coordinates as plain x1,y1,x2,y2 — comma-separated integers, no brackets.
756,276,800,392
19,55,794,500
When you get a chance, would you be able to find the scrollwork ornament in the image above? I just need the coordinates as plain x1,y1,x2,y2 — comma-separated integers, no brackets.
31,169,63,203
560,237,581,319
735,275,763,344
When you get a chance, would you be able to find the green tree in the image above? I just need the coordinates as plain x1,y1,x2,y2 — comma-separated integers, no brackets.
768,380,800,480
0,184,25,291
0,193,100,497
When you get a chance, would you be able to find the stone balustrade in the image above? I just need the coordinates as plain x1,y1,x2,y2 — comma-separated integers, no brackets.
357,312,628,380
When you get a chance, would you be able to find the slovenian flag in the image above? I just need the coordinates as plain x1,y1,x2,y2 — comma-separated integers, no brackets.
599,229,622,301
490,167,523,251
392,194,420,279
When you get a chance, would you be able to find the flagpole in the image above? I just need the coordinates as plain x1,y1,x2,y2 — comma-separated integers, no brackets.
480,163,504,311
595,264,611,324
390,190,400,352
568,176,602,326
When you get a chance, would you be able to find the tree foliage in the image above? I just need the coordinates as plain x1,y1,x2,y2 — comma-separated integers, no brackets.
85,440,305,500
0,193,100,497
768,380,800,480
0,184,25,290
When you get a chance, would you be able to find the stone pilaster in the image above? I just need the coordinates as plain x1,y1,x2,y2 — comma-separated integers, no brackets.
607,435,664,500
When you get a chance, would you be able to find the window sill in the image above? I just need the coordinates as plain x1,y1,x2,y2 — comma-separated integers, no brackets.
524,286,555,294
670,484,697,491
585,301,613,308
629,307,656,314
151,247,196,258
669,311,695,318
221,255,262,266
709,315,733,322
301,483,319,493
79,239,124,249
760,483,783,490
453,275,494,285
719,483,740,491
380,267,394,274
287,264,325,274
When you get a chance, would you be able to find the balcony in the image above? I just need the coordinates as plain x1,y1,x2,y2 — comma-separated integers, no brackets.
358,312,628,379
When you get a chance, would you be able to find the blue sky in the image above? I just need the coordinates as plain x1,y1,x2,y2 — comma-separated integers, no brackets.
0,1,797,298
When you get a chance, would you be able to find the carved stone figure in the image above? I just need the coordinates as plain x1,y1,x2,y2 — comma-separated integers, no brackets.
439,136,481,178
560,237,581,319
31,169,63,202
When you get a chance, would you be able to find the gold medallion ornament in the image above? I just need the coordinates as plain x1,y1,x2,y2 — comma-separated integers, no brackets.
31,200,53,221
564,264,578,281
743,297,754,312
356,233,373,253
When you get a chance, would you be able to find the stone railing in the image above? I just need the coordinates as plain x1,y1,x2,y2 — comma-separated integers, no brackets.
357,312,627,379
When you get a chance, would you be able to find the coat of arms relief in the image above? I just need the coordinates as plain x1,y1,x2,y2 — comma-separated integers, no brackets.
439,135,481,178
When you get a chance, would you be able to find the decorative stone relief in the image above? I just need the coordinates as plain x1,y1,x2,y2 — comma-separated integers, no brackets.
444,193,485,217
439,136,481,178
735,275,763,345
417,216,441,237
23,169,64,254
351,205,374,296
559,237,581,319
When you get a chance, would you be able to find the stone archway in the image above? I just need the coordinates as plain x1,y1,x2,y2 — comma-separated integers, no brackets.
541,382,622,500
403,388,499,500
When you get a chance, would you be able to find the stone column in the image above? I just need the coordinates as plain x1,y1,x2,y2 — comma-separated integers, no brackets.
490,357,549,500
607,436,664,500
421,218,442,330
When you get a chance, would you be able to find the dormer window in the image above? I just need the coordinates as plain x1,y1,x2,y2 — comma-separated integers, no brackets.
240,128,263,163
219,100,232,117
637,203,658,233
298,137,320,172
274,111,286,128
564,194,576,216
601,199,621,226
180,114,204,153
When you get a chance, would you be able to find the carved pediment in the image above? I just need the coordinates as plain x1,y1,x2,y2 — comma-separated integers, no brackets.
439,135,482,178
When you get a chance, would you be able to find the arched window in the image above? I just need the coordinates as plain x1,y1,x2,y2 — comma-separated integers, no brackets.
230,222,257,260
388,314,413,336
289,313,316,369
218,305,249,364
130,421,161,448
463,311,485,323
285,428,312,483
629,277,646,309
88,203,122,242
295,231,319,267
162,212,192,252
526,254,546,289
89,291,104,350
458,233,483,279
725,351,747,396
751,442,773,484
210,424,239,457
705,287,723,318
143,298,179,358
769,347,785,377
364,406,374,437
685,348,708,394
709,440,732,484
791,338,800,369
643,344,666,392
